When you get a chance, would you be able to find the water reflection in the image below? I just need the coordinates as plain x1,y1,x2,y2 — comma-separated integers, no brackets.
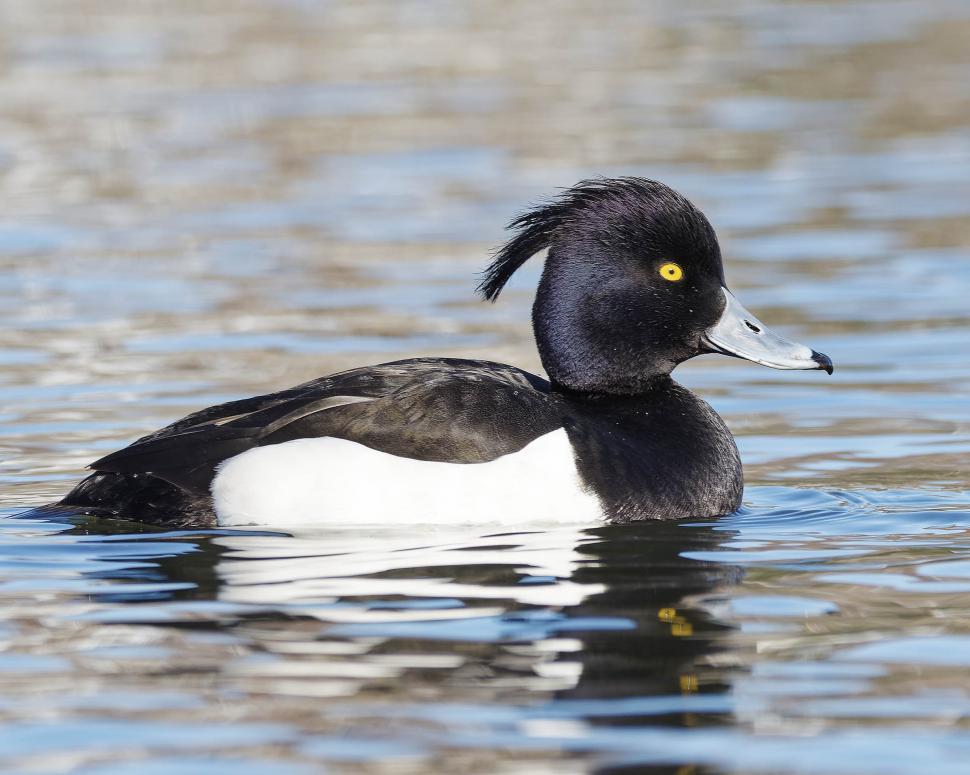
560,523,740,710
61,512,746,761
6,481,970,770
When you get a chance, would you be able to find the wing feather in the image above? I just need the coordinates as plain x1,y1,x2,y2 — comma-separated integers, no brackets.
85,359,561,497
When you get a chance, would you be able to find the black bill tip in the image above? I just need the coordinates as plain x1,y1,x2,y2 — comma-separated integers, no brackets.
811,350,834,375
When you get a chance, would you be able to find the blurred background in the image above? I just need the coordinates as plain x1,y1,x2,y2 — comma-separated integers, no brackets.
1,2,970,773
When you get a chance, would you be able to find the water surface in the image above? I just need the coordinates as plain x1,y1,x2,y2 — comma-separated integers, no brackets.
2,1,970,772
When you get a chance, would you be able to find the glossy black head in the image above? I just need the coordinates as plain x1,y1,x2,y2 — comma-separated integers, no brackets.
479,178,730,394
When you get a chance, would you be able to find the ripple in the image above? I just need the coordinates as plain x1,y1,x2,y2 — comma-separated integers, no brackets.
839,636,970,666
1,0,970,771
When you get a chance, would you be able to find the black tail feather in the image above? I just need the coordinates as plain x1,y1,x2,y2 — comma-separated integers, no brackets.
59,471,215,527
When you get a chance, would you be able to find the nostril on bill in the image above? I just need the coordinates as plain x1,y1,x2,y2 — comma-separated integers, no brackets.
744,320,761,334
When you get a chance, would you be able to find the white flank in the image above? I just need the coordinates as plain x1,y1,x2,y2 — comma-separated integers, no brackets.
211,429,604,527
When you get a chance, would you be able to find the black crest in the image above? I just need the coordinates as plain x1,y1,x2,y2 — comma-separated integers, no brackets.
477,177,708,301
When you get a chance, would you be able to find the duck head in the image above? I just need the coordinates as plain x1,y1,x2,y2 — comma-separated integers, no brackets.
479,177,832,395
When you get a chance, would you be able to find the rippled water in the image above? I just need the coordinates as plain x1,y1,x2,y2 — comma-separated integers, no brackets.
2,1,970,773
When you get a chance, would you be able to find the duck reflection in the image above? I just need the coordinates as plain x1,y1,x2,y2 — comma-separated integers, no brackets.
66,513,740,700
557,520,741,732
57,512,742,770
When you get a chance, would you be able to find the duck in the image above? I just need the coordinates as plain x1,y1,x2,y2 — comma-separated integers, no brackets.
57,178,832,527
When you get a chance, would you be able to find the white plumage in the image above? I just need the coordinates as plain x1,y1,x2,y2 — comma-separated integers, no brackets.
212,429,604,527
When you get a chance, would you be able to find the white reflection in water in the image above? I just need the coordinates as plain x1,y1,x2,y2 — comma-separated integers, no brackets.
215,524,605,613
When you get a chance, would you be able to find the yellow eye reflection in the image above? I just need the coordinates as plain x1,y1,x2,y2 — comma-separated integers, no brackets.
659,262,684,282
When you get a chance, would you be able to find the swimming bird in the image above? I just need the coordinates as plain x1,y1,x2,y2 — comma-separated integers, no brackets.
58,178,831,527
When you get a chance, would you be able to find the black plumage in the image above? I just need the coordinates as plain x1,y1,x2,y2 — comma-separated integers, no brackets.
90,359,557,489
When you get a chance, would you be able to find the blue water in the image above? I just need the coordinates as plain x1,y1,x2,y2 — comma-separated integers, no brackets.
4,489,970,773
1,1,970,772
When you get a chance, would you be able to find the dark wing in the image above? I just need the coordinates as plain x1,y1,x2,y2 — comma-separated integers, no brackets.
87,358,563,495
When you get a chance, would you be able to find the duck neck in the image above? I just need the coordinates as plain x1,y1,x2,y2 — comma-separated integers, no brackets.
549,373,675,402
532,287,682,396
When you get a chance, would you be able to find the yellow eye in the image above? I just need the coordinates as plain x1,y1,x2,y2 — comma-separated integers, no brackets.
659,262,684,282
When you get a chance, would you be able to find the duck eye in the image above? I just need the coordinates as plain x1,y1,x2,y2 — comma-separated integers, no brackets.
658,262,684,282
